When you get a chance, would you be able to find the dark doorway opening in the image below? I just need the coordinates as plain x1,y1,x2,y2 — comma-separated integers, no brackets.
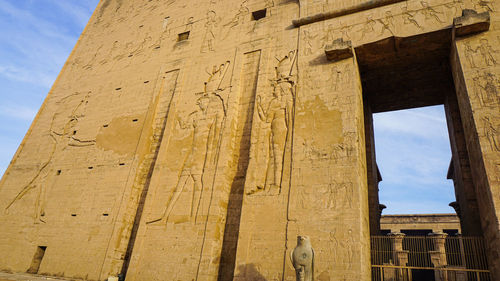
355,30,483,237
356,30,489,281
27,246,46,274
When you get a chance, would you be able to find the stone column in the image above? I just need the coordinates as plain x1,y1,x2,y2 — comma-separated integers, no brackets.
388,232,409,281
429,232,448,281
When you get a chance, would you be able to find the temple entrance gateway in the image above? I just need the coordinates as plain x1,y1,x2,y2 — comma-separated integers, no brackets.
355,31,491,280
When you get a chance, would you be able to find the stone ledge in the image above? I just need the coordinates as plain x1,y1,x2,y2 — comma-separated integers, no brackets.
453,10,490,37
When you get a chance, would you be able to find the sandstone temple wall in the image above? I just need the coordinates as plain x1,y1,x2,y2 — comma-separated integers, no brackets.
0,0,498,280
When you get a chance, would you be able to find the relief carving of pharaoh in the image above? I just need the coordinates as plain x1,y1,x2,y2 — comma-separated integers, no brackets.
247,51,297,195
147,62,229,225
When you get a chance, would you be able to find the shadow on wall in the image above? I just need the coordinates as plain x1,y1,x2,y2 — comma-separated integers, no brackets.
236,264,268,281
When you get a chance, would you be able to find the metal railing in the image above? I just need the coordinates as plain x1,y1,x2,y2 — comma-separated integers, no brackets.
371,235,490,281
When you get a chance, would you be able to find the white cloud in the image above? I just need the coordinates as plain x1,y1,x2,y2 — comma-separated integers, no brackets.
0,65,55,88
47,0,98,29
0,104,37,121
374,106,455,214
0,1,98,180
373,105,449,140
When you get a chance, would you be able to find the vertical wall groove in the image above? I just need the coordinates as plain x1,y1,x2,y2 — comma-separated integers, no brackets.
218,50,261,281
120,70,180,277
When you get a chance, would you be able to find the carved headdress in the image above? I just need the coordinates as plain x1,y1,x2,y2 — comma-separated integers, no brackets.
275,50,297,82
204,61,231,94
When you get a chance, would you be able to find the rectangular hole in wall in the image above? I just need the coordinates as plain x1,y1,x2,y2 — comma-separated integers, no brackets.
27,246,46,274
71,214,77,217
56,170,61,175
252,9,267,20
103,213,109,217
178,31,190,42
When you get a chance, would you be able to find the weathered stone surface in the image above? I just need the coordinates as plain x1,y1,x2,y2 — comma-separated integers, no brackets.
381,214,461,233
0,0,498,280
325,38,353,61
453,10,490,37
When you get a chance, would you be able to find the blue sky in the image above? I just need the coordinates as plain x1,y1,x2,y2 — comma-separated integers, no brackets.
0,0,99,177
0,1,455,214
374,106,455,214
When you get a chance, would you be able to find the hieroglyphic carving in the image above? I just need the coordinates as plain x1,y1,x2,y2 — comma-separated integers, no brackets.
378,11,395,35
360,15,377,39
223,0,249,39
483,116,500,152
5,92,96,223
472,72,499,107
129,33,153,57
477,39,497,66
147,62,230,225
255,83,293,193
328,63,352,91
474,0,494,12
464,39,498,68
201,11,218,53
99,40,122,66
420,1,445,23
247,51,296,195
323,180,354,211
185,16,195,32
464,42,478,68
343,229,355,269
445,0,464,17
340,24,353,41
97,0,124,22
83,45,103,70
401,6,422,29
303,30,318,56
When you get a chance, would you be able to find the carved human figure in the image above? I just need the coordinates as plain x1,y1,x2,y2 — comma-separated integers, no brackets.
223,0,249,38
291,236,314,281
477,39,497,66
148,93,224,224
475,0,493,12
420,1,444,23
483,116,499,152
464,42,478,68
482,73,499,105
473,72,499,107
340,24,352,41
148,62,228,224
275,51,296,80
5,92,95,223
256,81,293,193
401,6,421,29
361,15,377,39
344,229,355,269
330,66,342,91
201,11,218,53
303,30,317,56
378,11,394,35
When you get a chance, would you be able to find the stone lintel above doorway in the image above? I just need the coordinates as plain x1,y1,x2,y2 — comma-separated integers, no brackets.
323,10,490,63
292,0,405,27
